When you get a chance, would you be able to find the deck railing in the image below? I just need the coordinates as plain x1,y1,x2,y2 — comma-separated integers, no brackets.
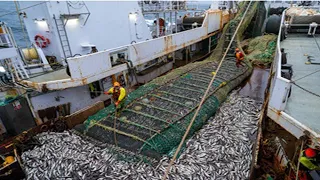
267,9,320,141
20,9,229,92
66,10,222,81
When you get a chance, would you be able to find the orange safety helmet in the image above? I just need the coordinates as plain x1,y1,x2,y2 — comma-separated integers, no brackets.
113,82,120,87
3,156,14,165
235,48,240,52
305,148,317,158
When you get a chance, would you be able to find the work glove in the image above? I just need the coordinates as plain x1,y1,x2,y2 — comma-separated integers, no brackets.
115,101,120,106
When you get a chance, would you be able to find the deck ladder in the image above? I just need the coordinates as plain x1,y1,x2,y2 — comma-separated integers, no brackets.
53,15,72,59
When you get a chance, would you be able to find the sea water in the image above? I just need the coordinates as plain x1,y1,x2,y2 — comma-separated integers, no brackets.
0,1,30,47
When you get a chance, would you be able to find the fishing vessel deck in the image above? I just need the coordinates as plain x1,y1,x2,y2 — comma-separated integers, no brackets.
282,34,320,134
267,7,320,144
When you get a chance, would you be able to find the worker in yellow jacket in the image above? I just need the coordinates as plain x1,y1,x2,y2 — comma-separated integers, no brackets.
104,82,126,117
299,148,320,170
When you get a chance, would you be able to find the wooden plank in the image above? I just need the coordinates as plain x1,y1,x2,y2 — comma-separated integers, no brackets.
65,101,105,128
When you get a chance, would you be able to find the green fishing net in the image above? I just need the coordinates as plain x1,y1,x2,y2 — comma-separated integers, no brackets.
246,35,277,65
74,1,259,160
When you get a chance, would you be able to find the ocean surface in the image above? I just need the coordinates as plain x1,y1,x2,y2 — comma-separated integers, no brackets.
0,1,211,47
0,1,29,47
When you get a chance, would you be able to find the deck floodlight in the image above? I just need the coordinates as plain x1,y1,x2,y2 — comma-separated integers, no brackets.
34,18,46,23
34,18,49,31
66,18,78,25
61,14,80,26
61,14,80,20
129,12,138,22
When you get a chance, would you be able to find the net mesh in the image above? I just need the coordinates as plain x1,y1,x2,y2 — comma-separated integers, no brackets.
246,35,277,65
74,1,260,160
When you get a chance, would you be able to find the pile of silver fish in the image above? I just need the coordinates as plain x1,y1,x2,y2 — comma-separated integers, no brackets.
21,90,261,180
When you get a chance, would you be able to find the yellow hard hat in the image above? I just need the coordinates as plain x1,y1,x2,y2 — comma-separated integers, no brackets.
3,156,14,165
113,82,120,87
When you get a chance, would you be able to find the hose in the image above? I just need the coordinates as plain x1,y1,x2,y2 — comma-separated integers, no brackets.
126,59,139,84
118,59,138,86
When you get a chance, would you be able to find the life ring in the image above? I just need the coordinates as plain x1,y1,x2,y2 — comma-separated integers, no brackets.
34,34,50,48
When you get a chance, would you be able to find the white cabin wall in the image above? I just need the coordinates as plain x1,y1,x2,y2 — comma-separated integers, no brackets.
19,1,65,60
30,85,109,119
210,2,219,10
20,1,152,59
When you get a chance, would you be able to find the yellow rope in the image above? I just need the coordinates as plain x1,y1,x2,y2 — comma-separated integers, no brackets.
94,122,152,146
162,1,253,179
113,115,118,146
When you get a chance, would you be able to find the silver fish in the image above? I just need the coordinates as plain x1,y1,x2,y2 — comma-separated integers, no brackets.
21,90,261,180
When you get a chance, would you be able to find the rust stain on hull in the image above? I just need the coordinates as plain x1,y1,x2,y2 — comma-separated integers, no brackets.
164,36,177,54
82,78,87,85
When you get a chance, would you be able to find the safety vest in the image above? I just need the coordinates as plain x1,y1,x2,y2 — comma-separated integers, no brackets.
299,151,320,170
108,87,126,102
112,88,121,102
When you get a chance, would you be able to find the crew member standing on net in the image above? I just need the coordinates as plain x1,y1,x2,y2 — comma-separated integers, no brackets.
235,48,244,68
104,82,126,117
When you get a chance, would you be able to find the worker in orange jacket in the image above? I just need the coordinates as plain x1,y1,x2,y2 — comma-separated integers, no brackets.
104,82,126,117
235,48,244,68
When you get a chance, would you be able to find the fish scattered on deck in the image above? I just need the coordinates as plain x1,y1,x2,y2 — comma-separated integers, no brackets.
21,90,262,179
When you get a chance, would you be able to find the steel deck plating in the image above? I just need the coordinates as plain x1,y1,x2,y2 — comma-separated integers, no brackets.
282,34,320,134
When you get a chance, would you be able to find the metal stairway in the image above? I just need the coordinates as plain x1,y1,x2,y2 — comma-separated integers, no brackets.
53,15,72,59
10,59,29,80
